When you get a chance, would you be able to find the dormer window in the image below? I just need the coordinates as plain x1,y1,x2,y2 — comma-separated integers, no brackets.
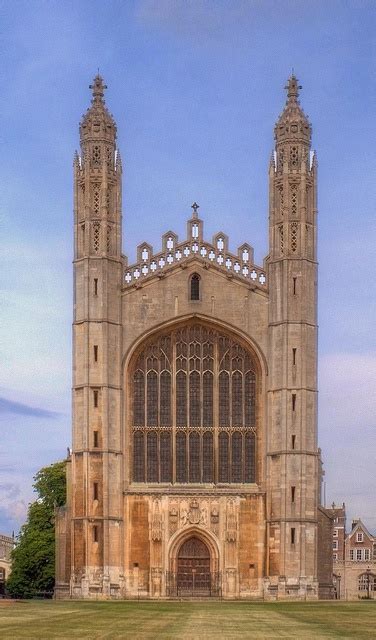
356,532,364,543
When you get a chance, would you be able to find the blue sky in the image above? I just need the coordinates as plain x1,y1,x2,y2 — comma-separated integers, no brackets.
1,0,376,533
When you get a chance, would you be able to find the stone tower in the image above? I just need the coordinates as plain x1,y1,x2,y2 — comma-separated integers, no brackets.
68,75,124,596
266,75,319,596
55,75,331,600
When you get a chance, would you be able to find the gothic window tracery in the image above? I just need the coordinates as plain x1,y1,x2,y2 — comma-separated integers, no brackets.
106,146,112,167
277,185,284,214
131,324,257,484
106,186,112,215
291,222,298,253
93,222,100,253
93,184,100,216
290,146,298,167
290,186,298,218
106,225,112,254
278,147,284,172
279,225,284,255
92,145,101,167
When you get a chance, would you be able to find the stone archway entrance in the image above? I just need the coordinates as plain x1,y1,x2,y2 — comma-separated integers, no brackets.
177,537,210,595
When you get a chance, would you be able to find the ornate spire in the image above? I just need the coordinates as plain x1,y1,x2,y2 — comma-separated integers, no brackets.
275,74,311,146
80,74,116,143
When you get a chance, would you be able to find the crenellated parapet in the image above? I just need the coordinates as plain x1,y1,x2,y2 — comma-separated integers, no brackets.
123,205,267,290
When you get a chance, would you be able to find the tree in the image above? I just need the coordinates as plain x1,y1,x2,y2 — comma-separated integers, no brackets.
6,461,66,598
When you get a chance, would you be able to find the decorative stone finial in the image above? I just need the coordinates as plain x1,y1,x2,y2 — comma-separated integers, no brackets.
191,202,199,218
285,75,302,101
89,74,107,101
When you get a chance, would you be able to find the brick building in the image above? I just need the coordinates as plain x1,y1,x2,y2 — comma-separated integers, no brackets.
330,504,376,599
56,74,333,599
0,534,14,596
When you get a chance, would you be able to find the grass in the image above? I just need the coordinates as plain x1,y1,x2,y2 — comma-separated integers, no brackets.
0,600,375,639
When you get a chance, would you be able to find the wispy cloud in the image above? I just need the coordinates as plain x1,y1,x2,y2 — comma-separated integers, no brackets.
0,483,28,532
0,397,60,419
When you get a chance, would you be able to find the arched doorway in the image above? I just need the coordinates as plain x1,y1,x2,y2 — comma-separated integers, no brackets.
177,537,210,595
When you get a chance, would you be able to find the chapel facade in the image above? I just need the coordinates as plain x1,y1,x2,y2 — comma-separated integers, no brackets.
55,74,333,599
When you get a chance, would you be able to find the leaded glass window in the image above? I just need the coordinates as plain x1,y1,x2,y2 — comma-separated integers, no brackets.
131,323,257,484
190,274,200,300
176,432,187,483
203,431,213,482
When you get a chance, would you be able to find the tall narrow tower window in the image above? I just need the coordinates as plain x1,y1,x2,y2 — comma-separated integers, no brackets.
93,185,100,215
80,223,85,255
106,225,112,254
291,222,298,253
106,146,112,167
290,186,298,217
94,278,98,296
279,225,284,255
92,145,101,167
278,185,284,213
190,274,200,301
93,222,100,253
290,146,298,167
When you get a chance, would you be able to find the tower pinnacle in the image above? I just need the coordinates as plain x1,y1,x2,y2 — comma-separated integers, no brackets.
89,74,107,102
274,74,311,148
80,74,116,143
285,74,302,101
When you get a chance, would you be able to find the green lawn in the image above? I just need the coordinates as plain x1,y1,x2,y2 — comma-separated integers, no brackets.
0,600,375,639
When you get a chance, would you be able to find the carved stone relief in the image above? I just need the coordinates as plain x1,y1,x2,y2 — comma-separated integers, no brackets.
169,503,179,536
181,499,207,526
151,498,163,542
210,503,219,536
226,499,237,542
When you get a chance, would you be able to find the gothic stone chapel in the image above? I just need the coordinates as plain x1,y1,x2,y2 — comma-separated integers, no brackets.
55,74,333,600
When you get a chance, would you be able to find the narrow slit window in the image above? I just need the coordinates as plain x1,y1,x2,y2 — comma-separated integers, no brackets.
93,482,98,501
291,486,296,503
291,527,296,545
94,345,98,362
80,224,85,254
292,393,296,412
94,278,98,296
93,525,98,543
190,274,200,301
292,348,297,365
291,434,296,450
93,431,99,448
293,277,297,295
93,389,99,408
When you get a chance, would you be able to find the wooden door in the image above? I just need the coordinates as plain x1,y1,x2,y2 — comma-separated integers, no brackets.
177,537,211,595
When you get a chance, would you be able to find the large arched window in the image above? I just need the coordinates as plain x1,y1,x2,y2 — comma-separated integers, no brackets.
131,323,257,484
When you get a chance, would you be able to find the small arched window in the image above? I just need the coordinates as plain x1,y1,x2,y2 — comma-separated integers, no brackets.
190,274,200,301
